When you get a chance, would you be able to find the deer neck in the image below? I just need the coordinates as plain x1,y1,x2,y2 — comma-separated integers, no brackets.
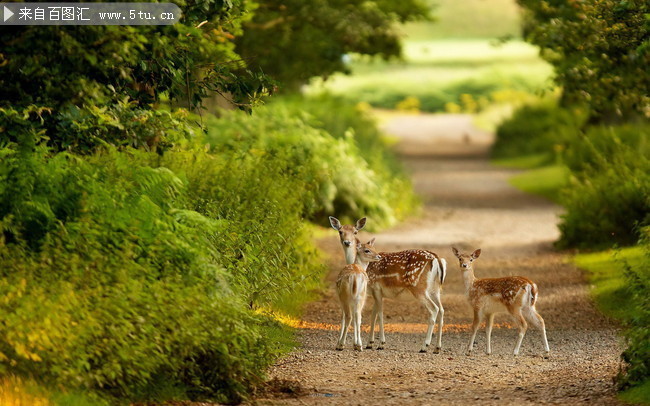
462,267,477,293
353,255,370,271
343,246,356,265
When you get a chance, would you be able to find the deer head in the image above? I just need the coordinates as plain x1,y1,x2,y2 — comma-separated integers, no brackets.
329,216,366,248
452,247,481,270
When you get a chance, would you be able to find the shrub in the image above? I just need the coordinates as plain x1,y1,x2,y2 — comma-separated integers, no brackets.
558,124,650,248
491,101,586,159
204,97,417,229
619,228,650,390
0,143,319,403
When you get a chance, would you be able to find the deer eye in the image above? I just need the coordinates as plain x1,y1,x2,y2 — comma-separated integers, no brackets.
365,250,370,253
339,231,342,235
354,231,358,234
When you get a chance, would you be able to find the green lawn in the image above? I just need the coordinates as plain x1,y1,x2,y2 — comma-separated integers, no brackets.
493,155,568,203
307,39,553,113
573,247,649,405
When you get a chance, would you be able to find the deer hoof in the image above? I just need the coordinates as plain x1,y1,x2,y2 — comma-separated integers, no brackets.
433,347,441,354
353,345,363,352
335,346,344,351
419,348,427,353
365,344,373,349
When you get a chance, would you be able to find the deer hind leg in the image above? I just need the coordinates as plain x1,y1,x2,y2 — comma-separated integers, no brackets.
353,295,365,351
512,310,528,356
524,306,550,354
366,288,381,349
466,309,483,356
431,287,444,353
485,313,495,355
336,306,352,351
419,292,439,353
375,289,387,350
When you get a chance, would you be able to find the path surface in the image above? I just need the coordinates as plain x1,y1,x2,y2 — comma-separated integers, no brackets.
255,113,623,405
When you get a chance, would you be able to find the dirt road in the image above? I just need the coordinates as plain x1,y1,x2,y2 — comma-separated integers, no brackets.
256,113,623,405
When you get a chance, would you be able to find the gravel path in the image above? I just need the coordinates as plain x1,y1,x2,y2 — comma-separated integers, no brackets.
254,113,623,405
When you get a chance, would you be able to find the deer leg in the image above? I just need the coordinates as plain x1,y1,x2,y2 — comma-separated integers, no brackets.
420,292,439,353
336,307,352,351
376,290,386,349
430,287,445,354
466,310,482,356
524,307,550,354
513,310,528,356
353,300,363,351
485,313,495,355
366,289,380,349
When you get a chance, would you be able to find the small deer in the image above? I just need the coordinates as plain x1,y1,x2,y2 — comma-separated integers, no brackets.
452,247,550,356
330,217,446,353
336,239,382,351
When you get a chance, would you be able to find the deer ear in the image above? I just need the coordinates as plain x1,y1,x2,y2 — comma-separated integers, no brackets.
471,249,481,259
367,237,376,247
452,247,460,257
329,216,341,230
356,217,367,230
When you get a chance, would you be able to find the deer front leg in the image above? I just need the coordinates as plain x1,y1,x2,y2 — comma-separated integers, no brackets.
466,310,482,356
353,302,363,351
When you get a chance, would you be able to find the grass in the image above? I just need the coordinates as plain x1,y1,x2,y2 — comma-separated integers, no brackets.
402,0,522,40
574,246,644,323
573,247,649,405
307,39,554,113
493,155,569,203
620,379,650,405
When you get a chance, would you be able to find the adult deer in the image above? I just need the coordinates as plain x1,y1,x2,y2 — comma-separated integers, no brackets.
452,247,550,356
335,239,382,351
329,217,447,353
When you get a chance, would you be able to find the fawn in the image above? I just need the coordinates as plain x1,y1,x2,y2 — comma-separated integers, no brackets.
335,238,382,351
452,247,550,356
330,216,446,353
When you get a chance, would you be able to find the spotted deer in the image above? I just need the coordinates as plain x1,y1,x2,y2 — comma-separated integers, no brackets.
329,217,447,353
329,216,366,265
336,239,382,351
452,247,550,356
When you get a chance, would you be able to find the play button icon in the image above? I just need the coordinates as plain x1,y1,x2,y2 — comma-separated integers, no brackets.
3,6,14,22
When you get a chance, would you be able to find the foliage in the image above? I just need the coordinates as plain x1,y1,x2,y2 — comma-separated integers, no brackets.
236,0,430,90
557,124,650,248
204,95,417,229
619,231,650,390
0,141,321,403
491,101,586,159
0,0,274,153
517,0,650,123
574,238,650,394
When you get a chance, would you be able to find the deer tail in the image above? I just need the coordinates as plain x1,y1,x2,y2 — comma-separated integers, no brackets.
529,283,538,307
433,256,447,285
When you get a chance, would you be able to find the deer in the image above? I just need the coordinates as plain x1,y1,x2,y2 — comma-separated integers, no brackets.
451,247,550,356
329,216,447,353
335,238,382,351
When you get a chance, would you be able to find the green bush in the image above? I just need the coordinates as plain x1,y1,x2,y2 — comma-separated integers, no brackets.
492,101,586,159
204,97,417,229
619,228,650,390
558,124,650,248
0,143,319,403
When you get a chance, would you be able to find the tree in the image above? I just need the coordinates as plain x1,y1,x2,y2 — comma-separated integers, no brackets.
235,0,430,91
0,0,274,152
517,0,649,123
